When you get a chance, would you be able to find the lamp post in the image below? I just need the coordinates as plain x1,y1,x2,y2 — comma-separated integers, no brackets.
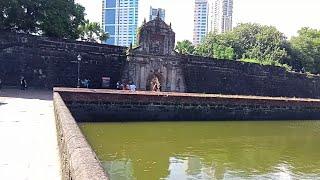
77,54,82,88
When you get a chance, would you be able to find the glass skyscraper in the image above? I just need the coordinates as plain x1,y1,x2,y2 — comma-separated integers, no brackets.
193,0,209,45
102,0,139,46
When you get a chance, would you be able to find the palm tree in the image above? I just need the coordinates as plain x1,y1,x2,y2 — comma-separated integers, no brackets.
78,20,109,43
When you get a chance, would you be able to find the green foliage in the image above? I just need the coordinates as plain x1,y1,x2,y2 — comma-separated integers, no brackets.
78,20,109,43
175,40,195,54
0,0,85,39
240,58,292,71
194,33,235,60
178,23,298,71
290,27,320,73
39,0,85,39
231,23,288,62
0,0,44,33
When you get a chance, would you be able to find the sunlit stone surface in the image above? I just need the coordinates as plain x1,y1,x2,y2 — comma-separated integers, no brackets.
0,89,61,180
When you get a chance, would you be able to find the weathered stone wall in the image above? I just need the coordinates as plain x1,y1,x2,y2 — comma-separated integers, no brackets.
124,53,186,92
0,31,126,88
55,88,320,121
53,92,109,180
2,31,320,98
182,55,320,98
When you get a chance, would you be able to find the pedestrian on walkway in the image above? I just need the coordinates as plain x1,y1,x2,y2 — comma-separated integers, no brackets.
0,78,2,90
20,76,27,90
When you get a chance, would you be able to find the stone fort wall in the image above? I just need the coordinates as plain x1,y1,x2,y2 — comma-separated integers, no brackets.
181,55,320,98
0,31,126,88
55,88,320,121
1,31,320,98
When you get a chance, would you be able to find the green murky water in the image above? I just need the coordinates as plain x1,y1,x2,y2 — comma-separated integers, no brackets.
80,121,320,180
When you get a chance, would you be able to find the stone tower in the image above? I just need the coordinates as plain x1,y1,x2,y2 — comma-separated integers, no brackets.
123,15,185,92
135,15,175,55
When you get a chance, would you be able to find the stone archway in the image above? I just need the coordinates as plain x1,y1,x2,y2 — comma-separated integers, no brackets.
146,73,163,91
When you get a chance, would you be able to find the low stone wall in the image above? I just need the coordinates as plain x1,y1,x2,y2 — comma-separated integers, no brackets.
55,87,320,121
53,92,108,180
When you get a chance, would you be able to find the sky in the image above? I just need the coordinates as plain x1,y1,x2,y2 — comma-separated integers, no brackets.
75,0,320,42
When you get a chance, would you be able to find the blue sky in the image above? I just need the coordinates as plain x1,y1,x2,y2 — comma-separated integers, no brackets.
76,0,320,42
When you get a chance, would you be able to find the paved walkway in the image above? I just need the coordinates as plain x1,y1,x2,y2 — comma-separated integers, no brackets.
0,88,61,180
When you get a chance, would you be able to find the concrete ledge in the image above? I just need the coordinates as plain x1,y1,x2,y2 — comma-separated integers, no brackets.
53,92,109,180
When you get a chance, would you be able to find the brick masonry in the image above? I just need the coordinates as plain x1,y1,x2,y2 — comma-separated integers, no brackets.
182,55,320,98
55,88,320,121
2,31,320,98
0,31,126,88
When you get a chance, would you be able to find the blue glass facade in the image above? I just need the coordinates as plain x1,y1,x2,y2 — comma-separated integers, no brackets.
102,0,139,47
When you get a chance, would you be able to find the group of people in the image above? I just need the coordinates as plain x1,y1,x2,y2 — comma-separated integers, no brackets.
116,81,136,92
81,79,90,88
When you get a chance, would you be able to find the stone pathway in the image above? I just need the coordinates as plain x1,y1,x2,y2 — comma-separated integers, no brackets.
0,88,61,180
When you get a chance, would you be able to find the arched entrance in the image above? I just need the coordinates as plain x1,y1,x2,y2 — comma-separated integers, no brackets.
146,73,164,91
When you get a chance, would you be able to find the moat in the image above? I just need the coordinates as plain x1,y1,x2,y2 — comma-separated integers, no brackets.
80,121,320,180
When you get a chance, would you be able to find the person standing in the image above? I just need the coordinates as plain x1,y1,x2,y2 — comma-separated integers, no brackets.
20,77,27,90
0,78,2,90
129,82,136,92
116,81,121,90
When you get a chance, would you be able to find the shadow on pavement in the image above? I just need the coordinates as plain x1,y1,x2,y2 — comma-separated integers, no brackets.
0,87,53,101
0,102,7,106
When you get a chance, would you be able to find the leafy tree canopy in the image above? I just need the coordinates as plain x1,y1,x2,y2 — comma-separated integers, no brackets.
290,27,320,73
175,40,195,54
227,23,288,62
193,32,235,60
0,0,85,39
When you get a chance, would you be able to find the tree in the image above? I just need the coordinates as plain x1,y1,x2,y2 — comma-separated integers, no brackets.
175,40,195,54
78,20,109,43
39,0,85,39
0,0,85,39
290,27,320,73
194,32,235,60
0,0,44,33
231,23,288,62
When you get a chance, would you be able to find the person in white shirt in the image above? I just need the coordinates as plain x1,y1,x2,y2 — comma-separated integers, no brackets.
129,82,136,92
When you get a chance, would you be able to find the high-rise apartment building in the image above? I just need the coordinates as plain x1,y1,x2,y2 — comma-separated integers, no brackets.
193,0,209,45
193,0,233,45
212,0,233,33
149,6,165,21
102,0,139,46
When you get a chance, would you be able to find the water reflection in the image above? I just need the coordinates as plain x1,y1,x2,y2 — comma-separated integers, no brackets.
80,121,320,180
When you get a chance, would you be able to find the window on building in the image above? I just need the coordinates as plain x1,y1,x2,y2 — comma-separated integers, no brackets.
106,0,116,8
105,9,116,24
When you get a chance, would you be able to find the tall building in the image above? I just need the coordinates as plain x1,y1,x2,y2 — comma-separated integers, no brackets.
212,0,233,33
193,0,209,45
193,0,233,45
102,0,139,46
149,6,165,21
